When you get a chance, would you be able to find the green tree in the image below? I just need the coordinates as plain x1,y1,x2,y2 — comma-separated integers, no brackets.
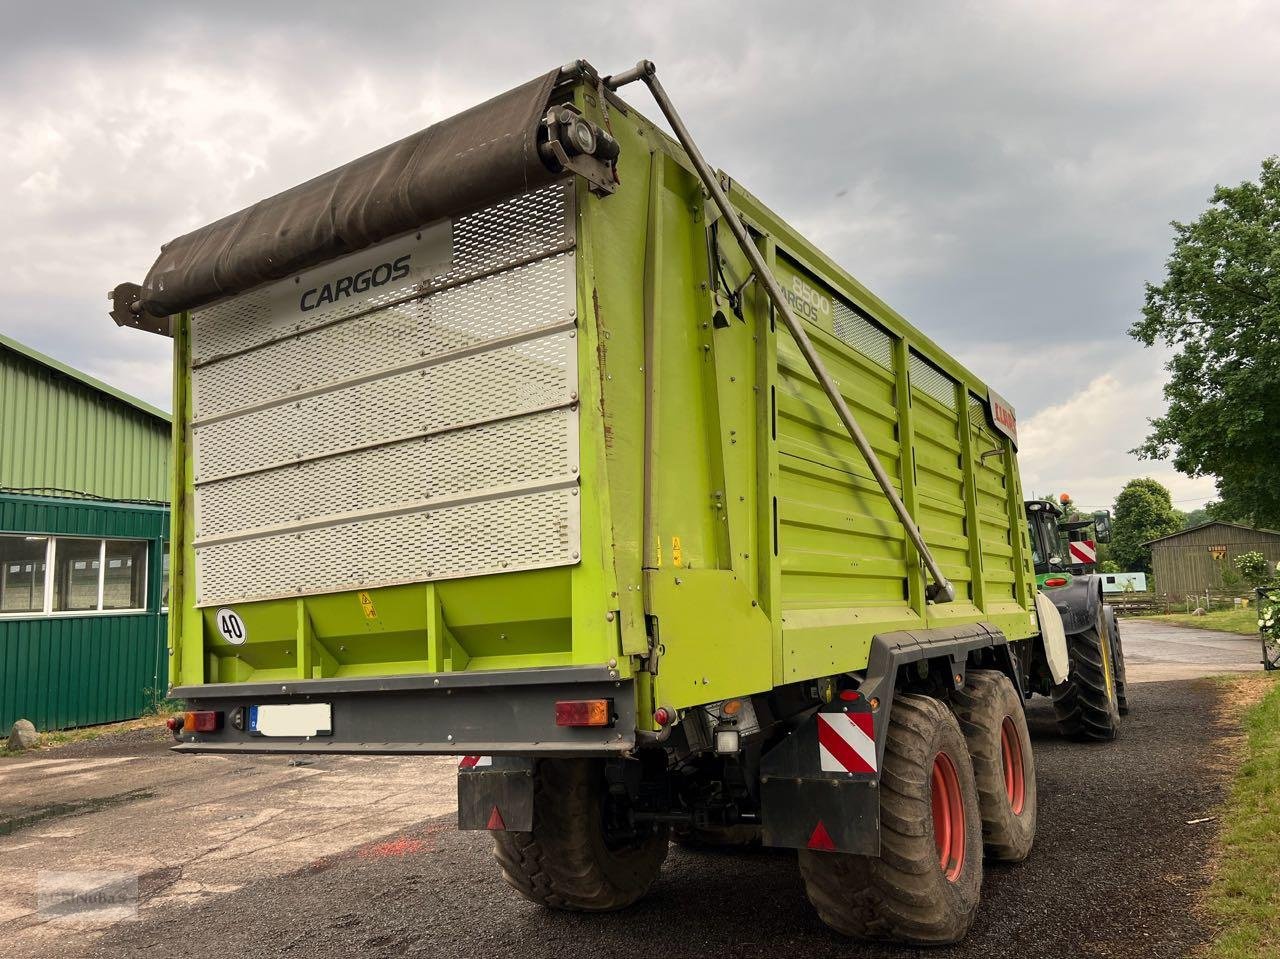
1110,478,1183,573
1181,506,1212,529
1131,157,1280,526
1206,499,1249,523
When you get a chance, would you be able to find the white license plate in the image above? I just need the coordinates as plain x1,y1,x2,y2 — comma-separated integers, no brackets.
249,703,332,737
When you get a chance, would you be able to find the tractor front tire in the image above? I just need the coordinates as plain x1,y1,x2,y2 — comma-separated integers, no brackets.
491,759,668,912
1052,610,1122,741
798,694,983,944
952,670,1037,862
1105,605,1129,715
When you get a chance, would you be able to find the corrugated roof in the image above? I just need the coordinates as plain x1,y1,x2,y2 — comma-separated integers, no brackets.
1141,520,1280,547
0,331,170,423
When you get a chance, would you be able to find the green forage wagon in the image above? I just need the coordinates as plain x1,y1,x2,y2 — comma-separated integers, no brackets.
111,59,1102,943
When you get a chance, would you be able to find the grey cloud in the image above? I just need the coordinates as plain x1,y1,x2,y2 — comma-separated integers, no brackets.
3,1,1278,507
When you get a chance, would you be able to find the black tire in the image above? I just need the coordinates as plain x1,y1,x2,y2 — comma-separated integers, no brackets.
798,695,983,944
672,823,762,848
1105,606,1129,715
1052,607,1121,741
952,670,1037,862
491,759,669,912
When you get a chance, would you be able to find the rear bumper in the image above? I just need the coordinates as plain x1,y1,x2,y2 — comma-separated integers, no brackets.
170,665,635,756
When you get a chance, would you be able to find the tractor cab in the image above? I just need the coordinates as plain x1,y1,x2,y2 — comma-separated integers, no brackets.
1024,499,1112,587
1025,500,1067,580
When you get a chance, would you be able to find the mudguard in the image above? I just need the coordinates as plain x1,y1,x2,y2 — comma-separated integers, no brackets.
1033,591,1070,685
1045,573,1103,636
457,756,534,832
760,622,1008,854
759,698,880,855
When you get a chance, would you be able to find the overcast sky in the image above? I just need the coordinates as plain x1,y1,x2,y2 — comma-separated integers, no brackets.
4,1,1278,510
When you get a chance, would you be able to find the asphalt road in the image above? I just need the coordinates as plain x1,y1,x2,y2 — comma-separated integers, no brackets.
1119,616,1262,682
0,622,1252,959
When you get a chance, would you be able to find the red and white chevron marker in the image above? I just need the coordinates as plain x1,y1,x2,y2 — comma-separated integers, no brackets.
458,755,492,769
817,712,877,774
1068,540,1097,565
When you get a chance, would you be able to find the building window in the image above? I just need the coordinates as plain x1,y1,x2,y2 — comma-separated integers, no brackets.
0,535,48,613
0,534,149,617
54,538,102,612
104,540,149,611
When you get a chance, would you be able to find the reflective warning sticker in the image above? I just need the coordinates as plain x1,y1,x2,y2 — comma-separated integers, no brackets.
1068,540,1097,565
817,712,877,774
807,820,837,851
458,755,492,769
358,591,378,619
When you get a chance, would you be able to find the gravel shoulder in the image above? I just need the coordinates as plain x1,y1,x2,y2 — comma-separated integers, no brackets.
74,678,1233,959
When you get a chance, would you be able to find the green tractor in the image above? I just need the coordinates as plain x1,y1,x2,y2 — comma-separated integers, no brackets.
1024,498,1128,739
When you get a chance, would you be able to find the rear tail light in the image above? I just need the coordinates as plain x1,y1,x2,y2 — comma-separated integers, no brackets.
183,710,222,733
554,699,612,727
1044,577,1069,588
165,715,183,732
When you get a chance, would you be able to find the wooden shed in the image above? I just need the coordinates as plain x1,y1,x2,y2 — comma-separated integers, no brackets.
1144,521,1280,599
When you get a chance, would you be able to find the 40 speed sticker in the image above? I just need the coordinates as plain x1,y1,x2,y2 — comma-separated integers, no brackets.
215,608,248,645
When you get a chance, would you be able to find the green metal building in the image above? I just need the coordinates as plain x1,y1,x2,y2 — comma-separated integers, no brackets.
1,332,171,731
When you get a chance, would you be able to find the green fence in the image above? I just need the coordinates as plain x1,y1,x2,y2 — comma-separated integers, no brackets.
0,494,169,731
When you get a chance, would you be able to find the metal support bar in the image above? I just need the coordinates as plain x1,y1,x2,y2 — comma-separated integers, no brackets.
605,60,954,603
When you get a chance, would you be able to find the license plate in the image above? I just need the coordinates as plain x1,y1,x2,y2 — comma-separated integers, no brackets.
248,703,332,737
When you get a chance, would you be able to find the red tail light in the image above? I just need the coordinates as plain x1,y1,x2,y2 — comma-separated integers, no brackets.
183,710,221,732
554,700,612,727
1044,577,1069,588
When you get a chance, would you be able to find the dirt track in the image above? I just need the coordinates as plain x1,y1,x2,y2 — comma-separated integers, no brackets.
25,677,1225,959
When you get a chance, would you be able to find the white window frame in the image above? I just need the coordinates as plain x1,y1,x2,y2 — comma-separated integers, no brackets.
0,534,52,616
0,533,151,620
160,539,170,614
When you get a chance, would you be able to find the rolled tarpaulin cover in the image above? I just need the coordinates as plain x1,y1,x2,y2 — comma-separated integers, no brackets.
131,67,562,319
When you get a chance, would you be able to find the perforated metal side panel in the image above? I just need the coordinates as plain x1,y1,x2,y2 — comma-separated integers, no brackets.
968,393,987,430
908,350,958,411
188,182,580,606
832,299,893,371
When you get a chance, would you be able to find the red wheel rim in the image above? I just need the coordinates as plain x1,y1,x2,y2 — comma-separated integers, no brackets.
1000,716,1026,816
930,752,966,882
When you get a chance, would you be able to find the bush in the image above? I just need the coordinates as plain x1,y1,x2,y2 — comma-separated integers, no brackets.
1235,551,1273,590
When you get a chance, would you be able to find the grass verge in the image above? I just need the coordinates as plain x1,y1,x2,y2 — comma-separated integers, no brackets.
1139,607,1260,636
1202,671,1280,957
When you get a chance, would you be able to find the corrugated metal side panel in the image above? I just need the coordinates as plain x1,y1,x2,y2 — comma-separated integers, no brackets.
0,349,171,502
0,614,168,730
0,494,170,731
0,494,168,538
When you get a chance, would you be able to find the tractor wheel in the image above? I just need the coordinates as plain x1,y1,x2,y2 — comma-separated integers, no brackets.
952,670,1037,862
798,694,983,944
1105,605,1129,715
672,823,762,848
1052,608,1121,741
491,759,668,912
